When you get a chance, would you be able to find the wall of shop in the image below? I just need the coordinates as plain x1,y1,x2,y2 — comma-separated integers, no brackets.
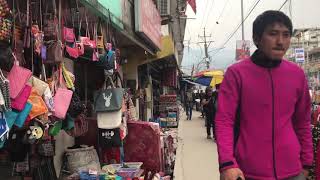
123,48,149,120
54,132,75,176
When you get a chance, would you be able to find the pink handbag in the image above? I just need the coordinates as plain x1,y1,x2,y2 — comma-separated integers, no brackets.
53,88,73,119
53,67,73,119
80,36,97,48
7,60,32,99
63,27,76,43
11,84,32,111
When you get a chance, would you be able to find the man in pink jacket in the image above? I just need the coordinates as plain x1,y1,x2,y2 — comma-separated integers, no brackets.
216,11,313,180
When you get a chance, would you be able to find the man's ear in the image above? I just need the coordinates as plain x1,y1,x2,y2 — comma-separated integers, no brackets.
253,35,259,48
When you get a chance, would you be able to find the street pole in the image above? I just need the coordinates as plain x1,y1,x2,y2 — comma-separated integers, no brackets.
203,28,210,69
198,27,214,70
198,28,213,69
204,28,209,58
241,0,245,40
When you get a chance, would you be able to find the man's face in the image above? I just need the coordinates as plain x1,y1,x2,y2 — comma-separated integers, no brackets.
255,23,291,60
206,88,212,96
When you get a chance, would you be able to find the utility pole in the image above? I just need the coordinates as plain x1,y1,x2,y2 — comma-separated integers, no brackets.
198,27,214,69
241,0,245,40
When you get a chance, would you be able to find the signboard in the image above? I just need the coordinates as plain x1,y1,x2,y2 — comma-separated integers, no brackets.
236,40,251,61
134,0,162,50
295,48,305,63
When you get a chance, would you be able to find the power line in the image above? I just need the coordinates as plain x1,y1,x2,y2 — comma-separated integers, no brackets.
213,0,289,57
203,0,216,30
216,0,231,24
279,0,290,10
220,0,261,48
199,0,210,29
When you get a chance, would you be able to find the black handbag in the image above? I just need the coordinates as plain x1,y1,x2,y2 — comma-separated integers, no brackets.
0,42,14,72
67,92,86,117
98,128,121,148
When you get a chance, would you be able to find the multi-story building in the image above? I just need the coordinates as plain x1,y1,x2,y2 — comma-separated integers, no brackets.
286,28,320,88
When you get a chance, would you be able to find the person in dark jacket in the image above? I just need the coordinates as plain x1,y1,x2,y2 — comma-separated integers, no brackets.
199,90,205,118
216,11,313,180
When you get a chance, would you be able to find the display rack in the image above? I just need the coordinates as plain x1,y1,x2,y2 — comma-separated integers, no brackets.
159,95,179,128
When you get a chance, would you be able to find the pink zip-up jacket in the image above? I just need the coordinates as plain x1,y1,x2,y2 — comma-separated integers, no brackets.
215,57,313,180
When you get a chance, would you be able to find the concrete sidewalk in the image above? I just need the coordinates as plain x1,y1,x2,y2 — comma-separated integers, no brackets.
173,110,220,180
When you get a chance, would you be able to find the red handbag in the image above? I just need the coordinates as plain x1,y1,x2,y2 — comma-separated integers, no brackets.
66,45,79,59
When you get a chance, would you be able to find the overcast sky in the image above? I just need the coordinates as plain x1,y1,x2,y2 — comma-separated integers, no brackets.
181,0,320,73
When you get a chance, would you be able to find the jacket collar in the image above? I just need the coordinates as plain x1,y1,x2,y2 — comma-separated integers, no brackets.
251,50,282,68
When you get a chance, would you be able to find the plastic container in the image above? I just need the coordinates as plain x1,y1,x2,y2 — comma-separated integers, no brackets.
116,168,140,178
109,162,143,170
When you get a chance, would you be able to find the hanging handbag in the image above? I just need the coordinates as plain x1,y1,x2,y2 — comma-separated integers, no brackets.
14,102,32,128
67,92,85,118
43,87,55,112
53,88,73,119
53,66,73,119
78,13,98,61
0,0,10,17
43,0,62,64
0,113,9,139
0,17,13,43
44,40,63,64
0,69,11,111
65,45,80,59
94,86,123,112
63,27,76,43
28,89,48,120
61,63,75,90
94,75,123,112
65,113,88,137
7,57,32,99
11,84,32,111
32,76,49,96
98,128,121,148
127,96,137,121
0,42,14,72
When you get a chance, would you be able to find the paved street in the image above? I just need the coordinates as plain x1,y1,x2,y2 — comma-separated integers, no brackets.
174,110,220,180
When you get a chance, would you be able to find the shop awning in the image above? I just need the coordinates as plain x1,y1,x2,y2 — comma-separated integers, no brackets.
153,36,175,60
181,79,200,86
140,35,176,64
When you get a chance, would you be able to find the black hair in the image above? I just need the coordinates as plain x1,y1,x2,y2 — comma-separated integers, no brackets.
215,83,221,89
253,10,293,46
205,86,212,94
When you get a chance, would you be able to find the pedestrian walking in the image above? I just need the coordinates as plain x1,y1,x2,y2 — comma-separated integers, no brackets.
200,90,205,118
202,85,219,139
216,11,313,180
186,88,194,120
